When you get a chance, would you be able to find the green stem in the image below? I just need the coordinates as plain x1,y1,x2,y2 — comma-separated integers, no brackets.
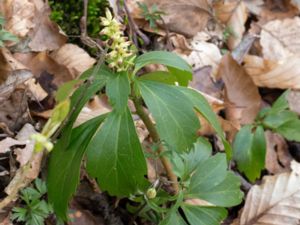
133,97,179,194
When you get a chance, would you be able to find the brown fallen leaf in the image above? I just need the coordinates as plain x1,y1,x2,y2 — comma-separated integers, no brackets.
213,0,248,49
50,44,96,79
127,0,211,37
235,160,300,225
265,131,292,174
218,54,261,127
243,55,300,89
0,137,26,154
0,0,35,37
25,78,48,101
14,123,37,166
28,1,67,51
260,17,300,61
182,34,222,77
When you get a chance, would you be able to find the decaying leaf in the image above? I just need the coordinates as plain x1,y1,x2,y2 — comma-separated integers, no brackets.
214,0,248,49
265,131,292,174
260,17,300,60
243,0,264,15
0,137,26,154
14,123,37,166
28,2,67,51
0,0,35,37
25,78,48,101
50,44,96,79
218,54,261,127
236,160,300,225
243,55,300,89
127,0,211,37
182,33,222,77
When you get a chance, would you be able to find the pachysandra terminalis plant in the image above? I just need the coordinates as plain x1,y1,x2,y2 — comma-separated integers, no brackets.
47,9,243,224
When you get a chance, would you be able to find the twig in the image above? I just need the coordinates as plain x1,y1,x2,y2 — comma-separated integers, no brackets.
123,0,150,46
132,97,179,194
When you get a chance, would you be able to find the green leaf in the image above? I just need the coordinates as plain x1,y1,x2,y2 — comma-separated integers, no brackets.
179,88,232,159
275,119,300,142
106,71,130,112
139,71,177,85
55,79,81,102
134,51,192,86
187,153,243,207
86,107,147,196
138,80,199,152
159,211,187,225
263,110,298,129
233,125,266,182
181,204,227,225
60,73,107,145
270,90,290,113
172,137,212,181
47,114,107,220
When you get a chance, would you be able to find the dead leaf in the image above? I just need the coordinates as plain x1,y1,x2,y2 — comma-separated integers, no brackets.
260,17,300,60
185,198,214,206
28,3,67,51
127,0,211,37
25,78,48,101
243,55,300,89
236,160,300,225
0,0,35,37
287,90,300,115
218,54,261,127
214,0,248,49
0,137,26,154
14,123,37,166
265,131,292,174
50,44,96,79
291,0,300,10
182,34,222,76
243,0,264,15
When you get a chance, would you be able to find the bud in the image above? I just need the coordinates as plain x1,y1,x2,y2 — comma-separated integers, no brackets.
146,188,157,199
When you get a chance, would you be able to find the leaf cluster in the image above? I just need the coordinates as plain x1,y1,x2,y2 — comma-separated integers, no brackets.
47,51,243,224
233,90,300,182
11,179,53,225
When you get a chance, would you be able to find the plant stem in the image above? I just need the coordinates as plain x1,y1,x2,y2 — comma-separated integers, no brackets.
133,97,179,194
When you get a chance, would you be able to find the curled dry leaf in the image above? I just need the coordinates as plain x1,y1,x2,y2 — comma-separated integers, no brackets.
218,54,261,127
25,78,48,101
243,55,300,89
182,33,222,77
214,0,248,49
127,0,211,37
265,131,292,174
50,44,96,79
236,160,300,225
260,17,300,60
0,0,35,37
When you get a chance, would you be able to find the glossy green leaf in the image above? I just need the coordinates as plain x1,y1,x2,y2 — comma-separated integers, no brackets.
182,204,227,225
187,153,243,207
106,71,130,112
86,107,147,196
275,119,300,142
233,125,266,182
263,110,298,129
270,90,289,113
134,51,192,86
138,80,199,152
172,137,212,181
138,71,177,85
159,211,187,225
60,74,107,145
179,88,232,159
47,114,107,220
